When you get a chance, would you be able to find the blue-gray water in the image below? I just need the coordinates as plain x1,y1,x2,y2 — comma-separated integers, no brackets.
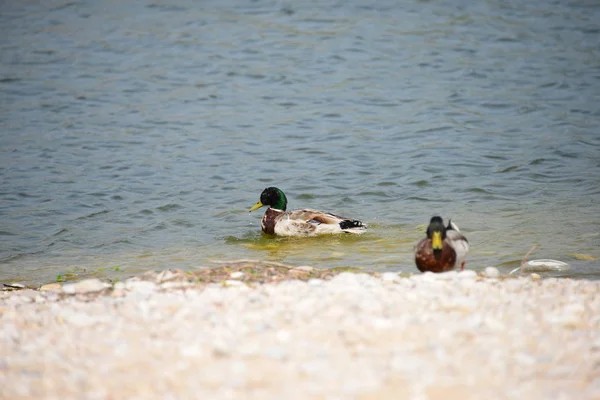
1,0,599,285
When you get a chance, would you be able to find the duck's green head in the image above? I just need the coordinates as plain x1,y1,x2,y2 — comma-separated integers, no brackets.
249,187,288,212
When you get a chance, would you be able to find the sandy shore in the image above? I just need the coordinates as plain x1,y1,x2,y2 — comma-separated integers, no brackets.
1,268,599,400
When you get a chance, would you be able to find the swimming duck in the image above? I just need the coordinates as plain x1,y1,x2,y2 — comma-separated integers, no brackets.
249,187,367,236
415,216,469,273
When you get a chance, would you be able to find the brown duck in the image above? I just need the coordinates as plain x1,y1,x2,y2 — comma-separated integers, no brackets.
415,216,469,273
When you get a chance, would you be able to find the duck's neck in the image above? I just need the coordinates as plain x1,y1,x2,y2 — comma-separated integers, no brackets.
270,191,287,211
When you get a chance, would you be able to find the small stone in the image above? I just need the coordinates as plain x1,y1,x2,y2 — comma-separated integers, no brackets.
136,271,158,281
63,312,101,327
110,288,126,298
530,273,541,280
180,344,203,358
371,317,392,330
155,269,177,283
546,313,582,328
16,289,39,301
6,295,24,305
224,280,244,287
42,292,59,303
39,283,62,292
4,283,26,289
62,279,110,295
457,270,478,279
264,346,287,361
276,329,291,343
513,352,536,366
331,272,371,286
293,266,315,272
212,339,231,357
61,285,76,295
411,271,435,281
239,343,260,357
5,292,31,304
161,281,193,290
289,269,308,277
381,272,401,283
125,280,156,293
229,271,245,280
484,267,500,278
522,259,570,272
429,271,458,280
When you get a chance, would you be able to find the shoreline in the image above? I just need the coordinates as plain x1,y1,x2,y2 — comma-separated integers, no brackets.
2,266,599,399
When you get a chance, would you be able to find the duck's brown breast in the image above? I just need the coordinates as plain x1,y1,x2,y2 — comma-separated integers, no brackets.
415,238,457,273
261,208,283,235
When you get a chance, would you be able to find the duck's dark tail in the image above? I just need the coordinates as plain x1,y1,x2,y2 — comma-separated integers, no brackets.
339,219,367,233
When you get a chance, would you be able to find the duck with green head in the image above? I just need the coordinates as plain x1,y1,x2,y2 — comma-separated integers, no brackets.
249,187,367,236
415,216,469,272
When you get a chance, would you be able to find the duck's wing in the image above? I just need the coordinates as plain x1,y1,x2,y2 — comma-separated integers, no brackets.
275,209,366,235
446,219,469,247
447,220,466,236
446,229,469,267
286,209,344,224
272,218,318,236
446,229,468,244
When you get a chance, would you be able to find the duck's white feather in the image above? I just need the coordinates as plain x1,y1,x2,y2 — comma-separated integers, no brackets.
445,222,469,269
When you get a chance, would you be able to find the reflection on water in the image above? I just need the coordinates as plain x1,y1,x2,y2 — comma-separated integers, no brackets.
1,0,599,285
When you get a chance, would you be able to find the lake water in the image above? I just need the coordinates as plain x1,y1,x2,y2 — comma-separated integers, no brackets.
1,0,599,285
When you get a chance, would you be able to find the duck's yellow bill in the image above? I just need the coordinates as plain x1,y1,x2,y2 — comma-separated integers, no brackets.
249,201,264,212
432,231,443,250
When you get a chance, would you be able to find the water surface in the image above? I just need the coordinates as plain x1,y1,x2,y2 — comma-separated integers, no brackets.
1,0,599,285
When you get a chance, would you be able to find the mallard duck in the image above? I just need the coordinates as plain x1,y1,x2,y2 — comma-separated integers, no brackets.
249,187,367,236
415,216,469,273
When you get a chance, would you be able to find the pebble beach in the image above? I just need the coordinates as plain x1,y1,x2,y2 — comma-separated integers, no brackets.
2,267,599,400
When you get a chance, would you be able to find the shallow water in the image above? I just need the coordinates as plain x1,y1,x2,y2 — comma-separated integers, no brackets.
1,0,599,285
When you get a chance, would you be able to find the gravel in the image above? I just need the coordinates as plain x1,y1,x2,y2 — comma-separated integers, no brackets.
1,271,599,400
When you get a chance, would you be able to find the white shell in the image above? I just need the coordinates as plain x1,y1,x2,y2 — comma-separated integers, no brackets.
522,259,571,272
